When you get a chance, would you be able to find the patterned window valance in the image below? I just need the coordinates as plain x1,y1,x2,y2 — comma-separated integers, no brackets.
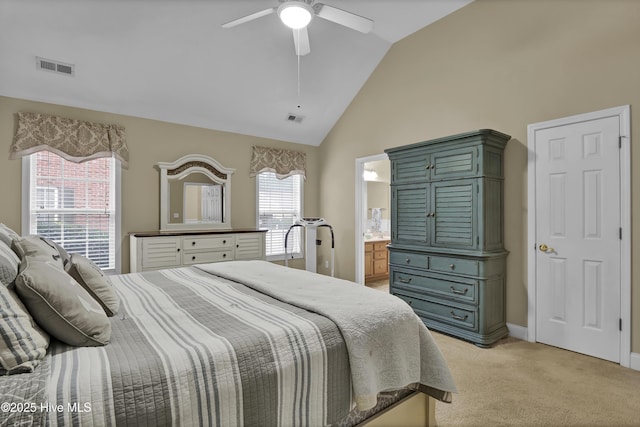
9,112,129,169
249,146,306,179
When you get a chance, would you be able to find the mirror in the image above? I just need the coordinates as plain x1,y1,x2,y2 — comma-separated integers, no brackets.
158,154,235,232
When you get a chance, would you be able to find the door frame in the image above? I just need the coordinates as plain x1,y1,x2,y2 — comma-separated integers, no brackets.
355,153,388,285
527,105,631,367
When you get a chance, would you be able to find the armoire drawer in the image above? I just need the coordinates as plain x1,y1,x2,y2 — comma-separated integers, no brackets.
396,293,477,332
183,250,233,265
391,269,477,303
389,251,428,269
429,255,479,276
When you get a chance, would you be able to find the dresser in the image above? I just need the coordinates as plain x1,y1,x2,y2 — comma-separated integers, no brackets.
385,129,510,347
129,229,267,273
364,239,390,283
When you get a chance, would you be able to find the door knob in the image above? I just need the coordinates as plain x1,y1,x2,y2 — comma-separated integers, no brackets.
539,243,554,253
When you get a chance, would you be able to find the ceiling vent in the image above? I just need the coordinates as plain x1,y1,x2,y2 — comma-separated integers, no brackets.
36,56,75,76
286,113,304,123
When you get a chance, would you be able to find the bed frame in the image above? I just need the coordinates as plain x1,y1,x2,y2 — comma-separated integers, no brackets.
360,393,435,427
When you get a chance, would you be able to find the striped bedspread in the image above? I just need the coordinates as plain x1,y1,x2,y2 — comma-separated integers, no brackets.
0,266,355,426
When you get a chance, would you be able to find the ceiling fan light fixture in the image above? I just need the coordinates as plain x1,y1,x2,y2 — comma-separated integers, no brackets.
278,2,313,29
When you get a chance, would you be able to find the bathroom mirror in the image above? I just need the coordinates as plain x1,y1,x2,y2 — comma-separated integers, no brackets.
158,154,235,232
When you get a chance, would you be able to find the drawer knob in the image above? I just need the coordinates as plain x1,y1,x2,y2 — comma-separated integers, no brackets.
236,244,239,248
223,253,227,258
450,286,468,295
223,240,227,244
177,248,180,252
449,264,455,270
405,258,411,264
450,311,468,321
192,256,196,261
192,241,196,246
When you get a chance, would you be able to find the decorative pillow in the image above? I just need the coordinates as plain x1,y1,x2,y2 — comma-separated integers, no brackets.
0,243,20,287
15,257,111,347
11,235,64,267
42,237,71,267
65,254,120,317
0,284,49,374
0,223,20,248
52,239,71,266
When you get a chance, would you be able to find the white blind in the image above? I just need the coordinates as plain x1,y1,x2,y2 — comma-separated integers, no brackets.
28,151,116,270
257,172,303,258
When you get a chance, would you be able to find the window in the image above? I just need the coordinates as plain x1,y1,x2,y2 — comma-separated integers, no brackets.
256,172,303,260
22,151,121,272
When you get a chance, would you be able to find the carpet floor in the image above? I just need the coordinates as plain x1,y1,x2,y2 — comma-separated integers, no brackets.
431,332,640,426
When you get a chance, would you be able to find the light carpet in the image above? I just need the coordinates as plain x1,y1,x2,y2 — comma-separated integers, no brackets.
432,332,640,426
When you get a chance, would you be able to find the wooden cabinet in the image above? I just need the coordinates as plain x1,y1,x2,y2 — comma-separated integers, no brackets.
364,240,390,283
385,129,510,347
130,229,266,273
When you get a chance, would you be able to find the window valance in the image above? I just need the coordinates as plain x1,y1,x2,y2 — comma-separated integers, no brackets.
10,112,129,169
249,146,306,180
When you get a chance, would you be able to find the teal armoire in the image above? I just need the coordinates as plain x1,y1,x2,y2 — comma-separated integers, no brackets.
385,129,511,347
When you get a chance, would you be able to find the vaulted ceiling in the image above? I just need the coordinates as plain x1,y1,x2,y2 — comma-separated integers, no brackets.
0,0,472,146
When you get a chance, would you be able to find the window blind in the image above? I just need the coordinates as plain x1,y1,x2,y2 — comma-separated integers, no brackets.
257,172,303,258
28,151,116,270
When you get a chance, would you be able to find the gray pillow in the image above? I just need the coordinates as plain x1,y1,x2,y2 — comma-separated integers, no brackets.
65,254,120,317
12,235,64,267
0,224,19,248
15,257,111,347
0,284,50,374
0,243,20,287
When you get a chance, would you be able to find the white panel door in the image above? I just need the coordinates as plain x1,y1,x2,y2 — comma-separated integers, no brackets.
535,116,620,362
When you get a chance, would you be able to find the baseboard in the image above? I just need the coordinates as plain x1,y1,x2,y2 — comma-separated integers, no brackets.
505,323,640,371
630,352,640,371
506,323,528,341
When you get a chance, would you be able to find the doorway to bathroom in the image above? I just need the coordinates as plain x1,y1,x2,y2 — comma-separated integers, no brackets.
355,153,390,291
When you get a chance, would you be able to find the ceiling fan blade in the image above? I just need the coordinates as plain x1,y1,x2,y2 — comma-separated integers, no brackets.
221,7,276,28
314,3,373,34
292,27,310,56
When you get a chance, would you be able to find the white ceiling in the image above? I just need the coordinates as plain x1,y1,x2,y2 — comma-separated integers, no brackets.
0,0,472,146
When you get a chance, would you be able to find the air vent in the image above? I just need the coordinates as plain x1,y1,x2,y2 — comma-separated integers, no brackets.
286,113,304,123
36,57,75,76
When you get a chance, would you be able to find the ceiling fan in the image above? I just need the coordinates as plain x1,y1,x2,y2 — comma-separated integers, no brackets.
221,0,374,56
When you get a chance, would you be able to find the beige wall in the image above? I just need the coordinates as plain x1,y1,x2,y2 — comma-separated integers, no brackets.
0,96,318,273
318,0,640,351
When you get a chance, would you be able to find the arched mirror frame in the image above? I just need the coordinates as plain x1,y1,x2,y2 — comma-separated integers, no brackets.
158,154,235,232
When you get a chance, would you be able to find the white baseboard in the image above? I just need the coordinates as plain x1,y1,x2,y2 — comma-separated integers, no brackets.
630,352,640,371
506,323,528,341
505,323,640,372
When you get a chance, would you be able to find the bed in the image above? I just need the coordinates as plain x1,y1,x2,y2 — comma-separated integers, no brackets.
0,248,455,426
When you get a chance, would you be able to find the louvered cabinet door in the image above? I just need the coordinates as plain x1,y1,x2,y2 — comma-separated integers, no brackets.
391,184,429,246
430,179,478,250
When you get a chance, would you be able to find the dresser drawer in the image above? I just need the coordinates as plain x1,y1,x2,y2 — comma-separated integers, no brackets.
429,255,479,276
183,236,234,251
183,250,233,265
396,293,477,332
389,251,428,269
391,269,477,303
